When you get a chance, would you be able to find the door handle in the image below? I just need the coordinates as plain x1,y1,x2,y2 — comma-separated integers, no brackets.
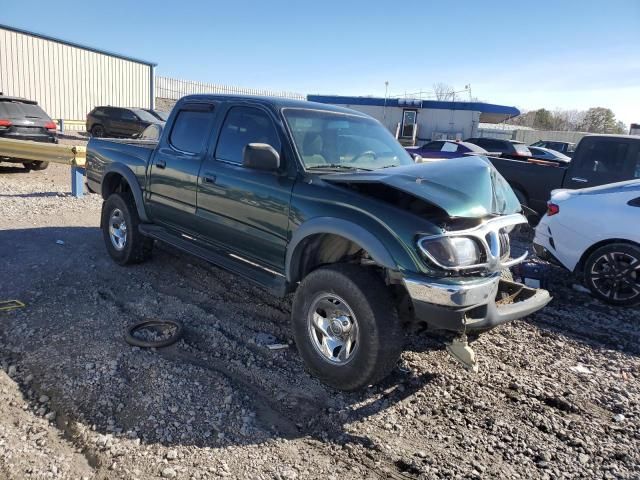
571,177,588,183
156,159,166,169
202,173,216,184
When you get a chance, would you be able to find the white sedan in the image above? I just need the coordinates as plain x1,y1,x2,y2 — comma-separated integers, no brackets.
533,180,640,306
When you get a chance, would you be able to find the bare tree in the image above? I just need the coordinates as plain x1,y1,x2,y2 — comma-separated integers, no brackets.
432,83,455,101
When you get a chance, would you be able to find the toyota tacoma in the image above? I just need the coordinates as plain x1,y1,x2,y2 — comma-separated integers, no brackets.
86,95,551,390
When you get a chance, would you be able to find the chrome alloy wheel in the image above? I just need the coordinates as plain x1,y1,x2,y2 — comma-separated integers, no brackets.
307,293,359,365
108,208,127,251
589,251,640,302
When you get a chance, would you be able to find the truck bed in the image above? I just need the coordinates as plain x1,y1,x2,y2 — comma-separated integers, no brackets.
86,138,157,195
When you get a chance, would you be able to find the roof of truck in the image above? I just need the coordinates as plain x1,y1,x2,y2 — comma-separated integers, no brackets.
179,94,369,116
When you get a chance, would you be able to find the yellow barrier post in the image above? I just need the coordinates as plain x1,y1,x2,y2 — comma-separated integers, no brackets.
0,138,87,197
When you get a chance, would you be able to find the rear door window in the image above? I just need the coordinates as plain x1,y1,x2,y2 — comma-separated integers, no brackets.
120,109,138,121
215,107,281,165
169,108,216,154
421,141,444,151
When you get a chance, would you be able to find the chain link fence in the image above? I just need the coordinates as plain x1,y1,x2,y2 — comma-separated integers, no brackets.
155,76,305,110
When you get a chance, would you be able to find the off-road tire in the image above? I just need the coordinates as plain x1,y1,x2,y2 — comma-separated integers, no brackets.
101,192,153,265
583,243,640,307
291,264,404,391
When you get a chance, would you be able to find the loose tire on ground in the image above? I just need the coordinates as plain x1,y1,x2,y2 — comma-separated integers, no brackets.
583,243,640,307
101,192,153,265
28,161,49,171
291,264,404,391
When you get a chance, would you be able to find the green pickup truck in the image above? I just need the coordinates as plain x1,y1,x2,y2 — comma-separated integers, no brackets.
86,95,551,390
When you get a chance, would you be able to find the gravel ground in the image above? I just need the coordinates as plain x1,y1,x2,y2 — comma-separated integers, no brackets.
0,160,639,479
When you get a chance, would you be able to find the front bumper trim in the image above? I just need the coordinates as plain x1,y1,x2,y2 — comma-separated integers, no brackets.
403,274,500,308
403,273,552,333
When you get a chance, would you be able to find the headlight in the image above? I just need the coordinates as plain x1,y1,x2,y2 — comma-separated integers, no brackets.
418,236,482,268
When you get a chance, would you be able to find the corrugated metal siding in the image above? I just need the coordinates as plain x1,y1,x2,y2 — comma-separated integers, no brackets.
0,27,151,131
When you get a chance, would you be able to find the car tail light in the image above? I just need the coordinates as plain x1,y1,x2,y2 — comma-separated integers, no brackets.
547,203,560,216
44,121,57,130
0,119,12,128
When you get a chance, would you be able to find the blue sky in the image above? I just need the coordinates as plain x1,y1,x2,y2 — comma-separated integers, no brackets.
3,0,639,125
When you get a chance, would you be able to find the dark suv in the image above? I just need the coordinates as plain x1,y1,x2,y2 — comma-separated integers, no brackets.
0,94,57,170
465,138,532,159
86,107,162,138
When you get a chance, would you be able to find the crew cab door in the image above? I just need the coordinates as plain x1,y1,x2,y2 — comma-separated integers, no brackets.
195,104,295,272
109,108,136,136
146,102,217,233
564,137,640,189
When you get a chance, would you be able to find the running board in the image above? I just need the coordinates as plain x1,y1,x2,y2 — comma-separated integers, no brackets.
138,224,287,297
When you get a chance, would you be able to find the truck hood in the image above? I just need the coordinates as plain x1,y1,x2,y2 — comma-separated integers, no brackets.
321,156,521,218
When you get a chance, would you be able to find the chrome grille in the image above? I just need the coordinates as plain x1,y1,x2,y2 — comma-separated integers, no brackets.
420,214,527,273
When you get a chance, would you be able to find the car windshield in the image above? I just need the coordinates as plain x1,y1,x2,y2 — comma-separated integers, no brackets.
152,110,169,121
283,108,413,170
132,109,160,123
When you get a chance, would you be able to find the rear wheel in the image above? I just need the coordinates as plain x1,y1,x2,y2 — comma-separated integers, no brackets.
91,124,105,137
291,264,403,391
583,243,640,306
101,192,153,265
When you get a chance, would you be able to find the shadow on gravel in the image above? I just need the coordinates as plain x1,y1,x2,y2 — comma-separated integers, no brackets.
0,192,68,198
0,165,31,174
0,226,442,458
527,266,640,357
512,230,640,357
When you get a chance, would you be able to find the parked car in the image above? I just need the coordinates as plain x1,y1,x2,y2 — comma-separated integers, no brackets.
465,138,532,160
0,94,57,170
144,109,170,122
534,180,640,306
528,146,571,163
488,135,640,216
406,140,489,160
86,106,162,138
86,94,550,390
530,140,576,158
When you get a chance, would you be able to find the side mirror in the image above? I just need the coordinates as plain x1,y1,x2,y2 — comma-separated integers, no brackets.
243,143,280,171
409,153,423,163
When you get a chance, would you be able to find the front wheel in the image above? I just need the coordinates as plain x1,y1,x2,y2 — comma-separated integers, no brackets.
291,264,403,391
583,243,640,306
101,192,153,265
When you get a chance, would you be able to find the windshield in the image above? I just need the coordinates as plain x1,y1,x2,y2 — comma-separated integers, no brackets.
153,110,169,121
283,108,413,170
132,109,160,123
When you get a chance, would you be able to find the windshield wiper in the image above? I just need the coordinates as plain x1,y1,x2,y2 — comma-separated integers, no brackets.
307,164,372,171
377,164,400,169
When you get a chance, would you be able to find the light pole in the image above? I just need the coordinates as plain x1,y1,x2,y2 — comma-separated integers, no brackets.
383,81,389,124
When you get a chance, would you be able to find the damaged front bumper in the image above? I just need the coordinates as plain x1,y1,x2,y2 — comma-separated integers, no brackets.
403,273,551,333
